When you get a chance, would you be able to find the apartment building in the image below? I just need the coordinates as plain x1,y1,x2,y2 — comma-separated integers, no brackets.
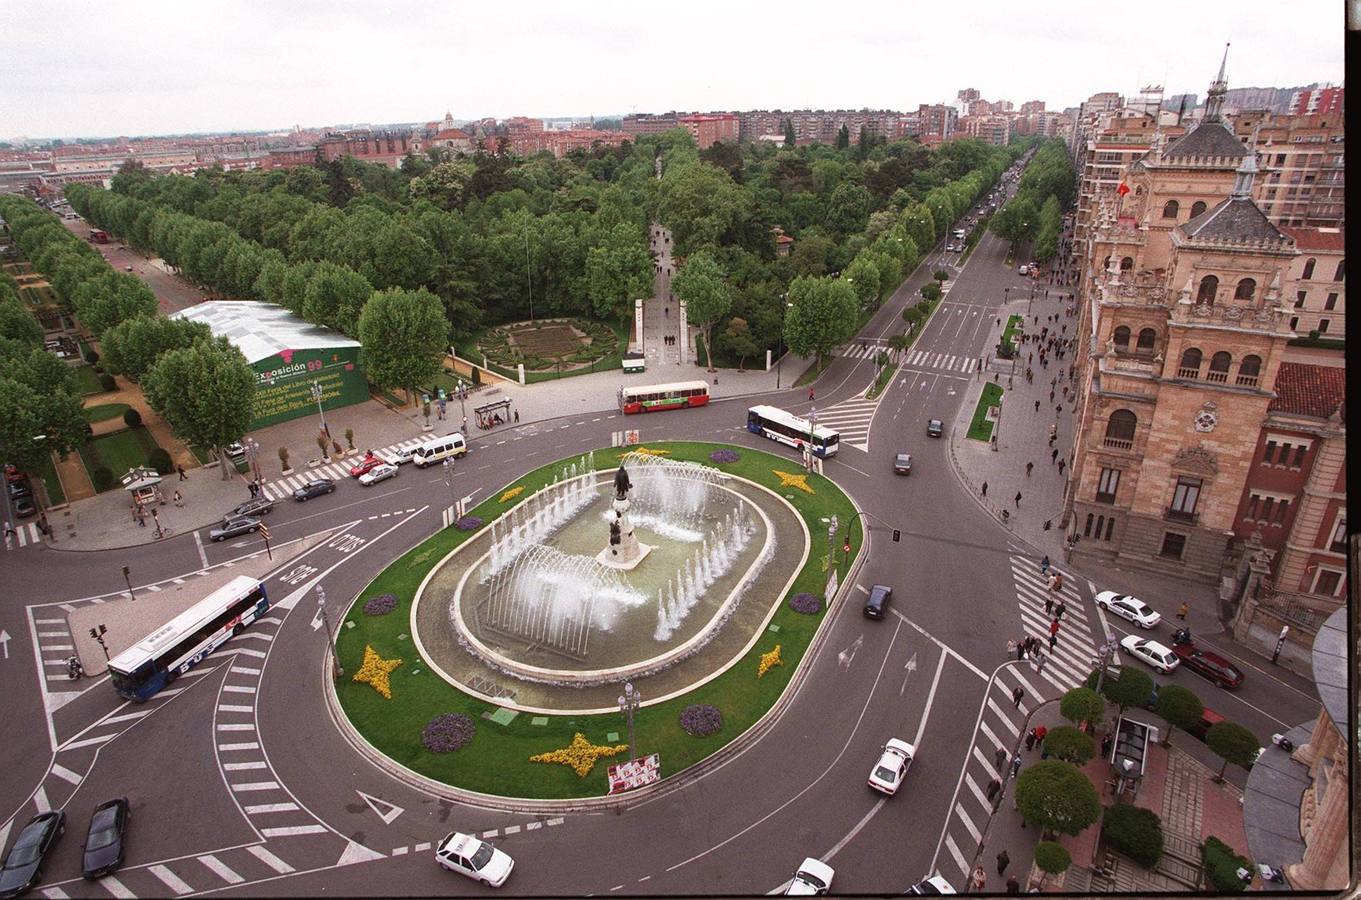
1229,111,1345,229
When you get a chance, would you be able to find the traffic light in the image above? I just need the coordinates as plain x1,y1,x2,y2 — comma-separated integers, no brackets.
892,529,901,542
257,523,271,543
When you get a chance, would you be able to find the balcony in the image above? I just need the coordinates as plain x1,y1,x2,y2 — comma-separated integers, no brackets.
1177,366,1200,379
1205,370,1229,384
1165,507,1199,525
1102,437,1134,451
1235,374,1260,387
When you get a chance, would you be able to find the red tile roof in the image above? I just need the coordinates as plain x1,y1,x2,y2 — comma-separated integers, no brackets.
1270,362,1346,419
1279,226,1345,252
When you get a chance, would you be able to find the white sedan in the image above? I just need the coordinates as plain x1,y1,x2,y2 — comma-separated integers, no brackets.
785,857,834,895
867,738,916,795
358,463,398,486
1095,591,1162,629
1120,635,1180,674
435,832,514,887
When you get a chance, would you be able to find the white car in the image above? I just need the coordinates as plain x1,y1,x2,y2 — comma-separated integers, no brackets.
867,738,915,795
1018,264,1029,275
380,445,416,466
785,857,834,896
1095,591,1162,629
358,463,398,486
435,832,514,887
1120,635,1180,674
908,874,957,894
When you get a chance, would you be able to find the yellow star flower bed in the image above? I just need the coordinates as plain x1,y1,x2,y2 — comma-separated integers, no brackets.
617,446,671,458
529,732,630,777
757,644,783,677
352,645,402,699
499,485,524,503
773,470,814,494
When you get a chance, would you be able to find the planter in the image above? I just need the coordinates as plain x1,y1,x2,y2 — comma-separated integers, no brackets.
280,467,294,477
422,423,435,432
307,458,327,468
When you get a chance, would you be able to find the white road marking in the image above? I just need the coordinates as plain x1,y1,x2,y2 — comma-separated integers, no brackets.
216,723,255,732
63,734,117,750
391,846,408,856
260,824,327,837
98,875,136,898
218,704,254,713
218,742,260,751
230,781,280,792
50,763,82,784
243,802,299,814
246,844,295,874
149,864,194,895
943,833,970,876
954,802,982,843
199,854,245,884
224,761,268,771
194,530,209,568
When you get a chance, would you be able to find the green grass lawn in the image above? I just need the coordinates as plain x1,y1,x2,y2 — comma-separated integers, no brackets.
1000,314,1023,354
70,366,106,396
335,441,861,799
967,383,1004,441
79,427,162,489
83,402,132,424
36,455,64,506
865,361,898,400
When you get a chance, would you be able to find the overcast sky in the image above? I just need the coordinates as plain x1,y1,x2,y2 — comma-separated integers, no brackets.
1,0,1346,140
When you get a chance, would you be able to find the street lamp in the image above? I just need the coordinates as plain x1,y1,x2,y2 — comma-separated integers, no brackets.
317,586,343,678
1092,637,1120,693
617,681,641,760
775,294,790,389
309,381,329,438
806,407,817,473
828,514,839,568
244,437,262,485
122,564,136,601
442,457,457,523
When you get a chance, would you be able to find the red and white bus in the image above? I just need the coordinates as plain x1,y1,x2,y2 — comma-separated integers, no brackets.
618,381,710,414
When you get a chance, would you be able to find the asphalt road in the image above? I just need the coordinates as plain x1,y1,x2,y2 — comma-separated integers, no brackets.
0,162,1319,897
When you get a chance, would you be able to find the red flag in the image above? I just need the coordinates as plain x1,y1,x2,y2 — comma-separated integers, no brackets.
1117,181,1131,196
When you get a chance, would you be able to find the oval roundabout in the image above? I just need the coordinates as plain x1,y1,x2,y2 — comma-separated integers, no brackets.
328,441,862,802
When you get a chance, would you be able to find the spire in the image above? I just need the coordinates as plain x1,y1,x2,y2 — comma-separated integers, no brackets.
1204,43,1230,123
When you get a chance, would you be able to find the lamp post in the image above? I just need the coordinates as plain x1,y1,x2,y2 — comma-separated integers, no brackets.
828,514,839,569
317,586,342,678
122,565,136,601
806,407,817,472
244,437,262,485
775,294,790,389
442,457,457,523
617,681,641,760
89,624,110,661
309,381,328,438
1093,637,1120,693
456,379,468,422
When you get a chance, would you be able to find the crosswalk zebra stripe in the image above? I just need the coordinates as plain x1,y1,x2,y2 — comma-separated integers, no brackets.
985,697,1020,735
954,800,982,842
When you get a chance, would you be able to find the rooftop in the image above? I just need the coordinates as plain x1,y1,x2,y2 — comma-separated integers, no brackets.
1279,226,1344,253
1180,197,1290,246
172,301,360,366
1268,362,1346,420
1160,120,1248,160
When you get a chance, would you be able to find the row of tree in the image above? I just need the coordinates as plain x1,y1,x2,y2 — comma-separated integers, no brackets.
988,139,1076,262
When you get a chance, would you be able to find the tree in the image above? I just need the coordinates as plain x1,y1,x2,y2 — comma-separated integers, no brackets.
100,315,212,381
356,288,451,403
142,339,255,480
920,282,942,303
302,262,373,336
1102,804,1164,867
0,376,87,484
784,275,858,368
719,316,759,371
587,223,653,326
1042,726,1094,764
1205,721,1260,782
0,297,42,347
671,252,732,372
825,182,872,237
933,268,950,285
1103,665,1154,721
1014,760,1101,838
1033,841,1072,889
1153,683,1204,747
72,273,159,336
783,118,796,148
843,256,881,310
835,124,850,150
886,332,910,362
1059,686,1105,729
409,159,477,210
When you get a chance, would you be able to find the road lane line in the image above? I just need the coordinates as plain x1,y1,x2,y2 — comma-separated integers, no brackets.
149,864,194,895
218,742,260,751
243,803,299,814
50,764,82,785
63,734,117,750
98,875,135,898
246,844,295,874
199,854,245,884
260,825,327,837
194,530,209,568
230,781,281,792
823,797,886,862
103,711,150,724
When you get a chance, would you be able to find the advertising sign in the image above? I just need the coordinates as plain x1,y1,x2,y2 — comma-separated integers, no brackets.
250,348,367,429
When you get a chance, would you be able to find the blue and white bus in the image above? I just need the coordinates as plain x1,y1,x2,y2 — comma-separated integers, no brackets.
108,576,269,702
746,405,840,458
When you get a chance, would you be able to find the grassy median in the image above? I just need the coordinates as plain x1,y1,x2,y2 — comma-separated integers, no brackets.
967,383,1004,442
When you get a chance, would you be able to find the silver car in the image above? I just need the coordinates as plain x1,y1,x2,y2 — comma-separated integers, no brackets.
209,516,260,542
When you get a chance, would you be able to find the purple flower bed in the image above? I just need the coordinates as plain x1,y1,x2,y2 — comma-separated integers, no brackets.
679,704,723,736
363,593,398,616
455,515,483,531
422,713,477,753
709,449,740,464
789,592,821,614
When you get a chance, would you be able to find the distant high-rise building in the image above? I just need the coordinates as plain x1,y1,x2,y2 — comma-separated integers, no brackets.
1288,84,1344,116
621,113,680,136
1020,100,1045,115
677,113,739,149
916,104,957,146
957,88,981,103
1229,110,1345,229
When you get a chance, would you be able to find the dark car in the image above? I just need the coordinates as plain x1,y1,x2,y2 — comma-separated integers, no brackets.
81,798,128,879
926,419,943,438
227,496,275,519
293,478,336,502
6,479,31,501
1172,643,1244,689
209,516,260,542
863,584,892,619
0,811,64,897
893,453,913,475
11,495,37,519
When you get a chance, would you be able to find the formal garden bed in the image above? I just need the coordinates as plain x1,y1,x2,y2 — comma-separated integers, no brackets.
333,441,860,799
461,318,628,383
78,427,167,492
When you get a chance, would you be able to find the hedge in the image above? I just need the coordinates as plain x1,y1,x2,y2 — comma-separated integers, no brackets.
1102,802,1164,867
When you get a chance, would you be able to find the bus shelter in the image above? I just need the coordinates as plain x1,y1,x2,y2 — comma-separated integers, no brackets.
473,397,513,430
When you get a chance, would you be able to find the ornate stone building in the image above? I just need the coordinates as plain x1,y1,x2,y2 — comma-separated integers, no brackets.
1064,56,1302,583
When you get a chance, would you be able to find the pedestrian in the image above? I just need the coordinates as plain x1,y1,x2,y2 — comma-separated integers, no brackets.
981,481,988,497
1012,685,1024,708
1101,733,1113,760
173,489,183,507
1010,752,1022,778
3,522,15,541
1034,651,1047,674
1051,447,1059,463
1040,554,1050,574
1177,601,1189,620
249,481,259,498
1018,639,1028,660
1006,874,1020,894
995,746,1008,772
1035,725,1047,747
1025,461,1034,477
1024,728,1036,751
1034,400,1039,413
135,507,146,527
177,463,188,481
1049,617,1060,637
1058,458,1066,475
1049,632,1058,652
1049,388,1055,402
1044,595,1054,616
514,409,519,424
986,776,1003,803
1055,600,1066,621
1014,491,1022,508
997,849,1011,875
970,865,987,893
1051,572,1063,592
808,388,815,401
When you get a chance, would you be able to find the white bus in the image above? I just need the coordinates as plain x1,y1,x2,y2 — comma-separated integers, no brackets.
746,405,840,458
107,576,269,702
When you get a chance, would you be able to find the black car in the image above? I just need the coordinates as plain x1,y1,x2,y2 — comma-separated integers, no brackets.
11,495,36,519
0,811,64,898
893,453,913,475
926,419,943,438
293,478,336,501
81,798,129,879
863,584,892,619
5,479,31,502
227,496,275,519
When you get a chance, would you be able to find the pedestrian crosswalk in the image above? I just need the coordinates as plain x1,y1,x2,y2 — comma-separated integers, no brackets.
258,437,430,501
1007,555,1101,691
808,396,879,453
839,344,979,375
3,520,42,550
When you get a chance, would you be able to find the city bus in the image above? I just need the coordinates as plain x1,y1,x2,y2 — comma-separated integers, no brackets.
107,575,270,702
618,380,711,414
746,405,840,458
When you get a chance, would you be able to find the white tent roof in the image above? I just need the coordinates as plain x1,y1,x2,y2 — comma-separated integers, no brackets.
172,301,360,366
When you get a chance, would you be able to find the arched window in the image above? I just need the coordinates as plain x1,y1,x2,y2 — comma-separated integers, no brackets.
1190,200,1207,217
1302,258,1316,280
1207,351,1232,383
1178,347,1203,378
1334,259,1344,281
1196,275,1219,303
1162,199,1179,219
1121,256,1134,272
1084,513,1094,537
1236,354,1262,387
1113,326,1131,350
1234,278,1256,301
1105,409,1137,448
1136,328,1157,353
1103,255,1112,271
1105,517,1116,541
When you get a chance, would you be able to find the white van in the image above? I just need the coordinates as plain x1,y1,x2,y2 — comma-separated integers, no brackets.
953,229,966,240
412,433,468,468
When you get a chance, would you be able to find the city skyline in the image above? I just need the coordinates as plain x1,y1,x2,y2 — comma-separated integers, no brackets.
1,0,1345,140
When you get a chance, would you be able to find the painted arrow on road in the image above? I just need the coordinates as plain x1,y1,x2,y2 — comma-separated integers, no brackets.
356,790,404,825
837,634,863,670
0,629,9,660
899,652,918,696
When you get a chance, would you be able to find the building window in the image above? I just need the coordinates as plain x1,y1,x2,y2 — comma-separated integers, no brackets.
1169,476,1201,521
1160,532,1188,559
1136,328,1156,354
1096,468,1120,503
1291,444,1308,468
1233,278,1256,301
1329,515,1347,553
1084,513,1094,537
1196,275,1218,303
1318,318,1329,333
1207,351,1232,383
1106,518,1116,541
1262,440,1278,464
1189,200,1207,217
1178,347,1202,378
1161,199,1179,218
1245,494,1261,520
1104,409,1137,450
1295,291,1307,308
1311,567,1343,597
1324,292,1338,310
1236,355,1261,387
1113,326,1131,351
1121,256,1134,272
1302,257,1316,279
1334,259,1344,281
1290,316,1299,331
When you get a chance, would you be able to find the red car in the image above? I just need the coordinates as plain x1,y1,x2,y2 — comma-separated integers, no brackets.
349,454,383,478
1171,642,1244,689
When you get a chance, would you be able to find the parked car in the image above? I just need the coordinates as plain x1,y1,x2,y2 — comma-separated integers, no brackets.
867,738,916,795
358,463,398,486
1119,634,1180,674
3,465,26,485
863,583,892,619
926,419,944,438
80,798,129,879
209,516,261,542
907,874,957,894
0,811,64,898
11,495,37,519
785,858,834,896
1094,591,1161,629
435,832,514,887
1018,264,1029,275
349,454,384,478
1170,636,1244,689
6,479,31,501
380,445,417,466
293,478,336,502
227,496,274,519
893,453,913,475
